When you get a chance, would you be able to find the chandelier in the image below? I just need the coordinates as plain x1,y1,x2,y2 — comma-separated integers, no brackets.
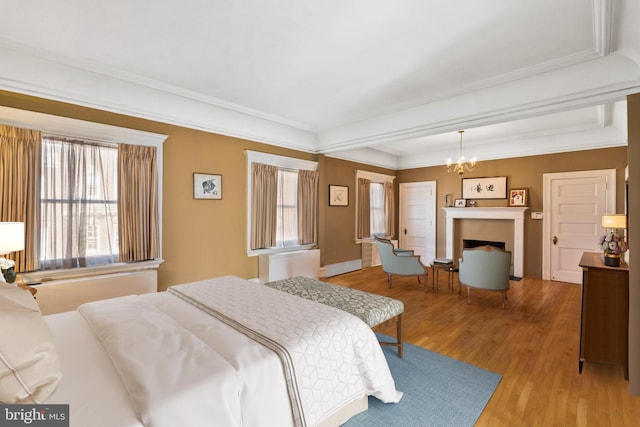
446,130,477,175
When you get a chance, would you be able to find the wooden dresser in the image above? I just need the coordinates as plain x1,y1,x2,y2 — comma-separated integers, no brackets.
578,252,629,379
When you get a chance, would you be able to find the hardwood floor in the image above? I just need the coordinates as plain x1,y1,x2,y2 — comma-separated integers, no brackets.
325,267,640,427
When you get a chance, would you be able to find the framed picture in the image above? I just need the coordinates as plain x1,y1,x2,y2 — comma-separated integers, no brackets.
194,173,222,199
329,185,349,206
509,188,527,206
454,198,466,208
462,176,507,200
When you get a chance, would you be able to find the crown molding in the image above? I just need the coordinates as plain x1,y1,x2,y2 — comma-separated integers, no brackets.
317,54,640,153
0,41,318,153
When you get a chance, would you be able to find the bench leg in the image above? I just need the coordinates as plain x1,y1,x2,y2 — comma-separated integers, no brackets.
377,313,404,358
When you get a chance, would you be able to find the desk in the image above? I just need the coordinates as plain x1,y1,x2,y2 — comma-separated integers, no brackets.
431,261,455,294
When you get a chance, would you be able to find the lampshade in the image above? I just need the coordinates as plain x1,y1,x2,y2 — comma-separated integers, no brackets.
0,222,25,255
601,214,627,229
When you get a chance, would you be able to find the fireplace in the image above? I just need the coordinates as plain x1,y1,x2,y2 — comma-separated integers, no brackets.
443,207,528,278
463,239,506,250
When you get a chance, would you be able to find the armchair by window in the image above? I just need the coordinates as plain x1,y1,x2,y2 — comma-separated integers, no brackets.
375,237,428,289
458,245,511,308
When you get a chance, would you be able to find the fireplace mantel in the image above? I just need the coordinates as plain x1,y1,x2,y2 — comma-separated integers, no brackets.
444,207,528,278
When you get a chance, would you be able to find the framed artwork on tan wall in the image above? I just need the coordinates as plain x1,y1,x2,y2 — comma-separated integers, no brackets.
462,176,507,199
194,173,222,199
329,185,349,206
509,188,527,206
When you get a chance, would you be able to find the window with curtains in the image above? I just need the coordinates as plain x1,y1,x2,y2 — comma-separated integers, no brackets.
40,136,119,269
0,110,165,277
246,150,318,255
355,170,395,241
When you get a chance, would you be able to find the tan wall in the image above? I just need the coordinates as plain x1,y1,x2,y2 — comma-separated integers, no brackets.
318,156,396,267
0,91,315,291
397,148,628,278
0,90,628,286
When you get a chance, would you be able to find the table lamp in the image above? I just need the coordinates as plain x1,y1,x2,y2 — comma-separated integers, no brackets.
0,222,25,283
601,214,627,231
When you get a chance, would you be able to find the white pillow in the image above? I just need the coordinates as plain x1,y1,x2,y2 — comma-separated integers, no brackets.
0,282,62,403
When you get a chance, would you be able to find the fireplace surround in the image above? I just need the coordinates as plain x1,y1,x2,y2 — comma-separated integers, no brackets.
443,207,528,278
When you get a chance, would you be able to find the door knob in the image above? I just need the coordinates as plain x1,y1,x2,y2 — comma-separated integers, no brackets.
404,228,407,235
553,236,558,245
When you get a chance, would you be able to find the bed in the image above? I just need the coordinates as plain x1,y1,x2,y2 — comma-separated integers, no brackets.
1,276,402,427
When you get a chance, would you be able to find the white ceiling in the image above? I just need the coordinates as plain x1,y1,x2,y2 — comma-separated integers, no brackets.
0,0,638,169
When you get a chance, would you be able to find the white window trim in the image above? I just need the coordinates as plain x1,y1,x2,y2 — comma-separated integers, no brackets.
355,170,395,244
356,169,395,184
245,150,318,256
0,106,167,276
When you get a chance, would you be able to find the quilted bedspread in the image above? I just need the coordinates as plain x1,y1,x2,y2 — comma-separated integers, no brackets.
169,276,402,427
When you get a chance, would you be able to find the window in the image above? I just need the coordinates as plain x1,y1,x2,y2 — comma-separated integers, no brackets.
0,106,166,279
277,170,299,247
246,150,318,255
369,182,386,237
355,170,395,241
40,136,119,269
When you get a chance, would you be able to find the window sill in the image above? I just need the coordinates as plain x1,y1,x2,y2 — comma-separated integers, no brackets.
18,259,164,285
247,244,316,257
355,236,393,244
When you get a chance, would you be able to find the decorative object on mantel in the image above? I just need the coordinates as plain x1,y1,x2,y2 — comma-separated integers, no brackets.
599,214,628,267
468,200,477,207
446,130,477,175
454,198,466,208
508,189,527,207
444,194,452,208
462,176,507,200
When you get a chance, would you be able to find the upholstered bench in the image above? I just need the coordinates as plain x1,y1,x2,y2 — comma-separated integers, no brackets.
264,276,404,357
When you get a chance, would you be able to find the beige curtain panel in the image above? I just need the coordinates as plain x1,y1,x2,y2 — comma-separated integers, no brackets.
384,181,395,236
118,143,159,262
251,162,278,249
0,125,41,272
357,177,371,239
297,169,319,245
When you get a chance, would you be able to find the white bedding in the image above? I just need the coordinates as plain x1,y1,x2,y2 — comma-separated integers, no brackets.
44,276,401,427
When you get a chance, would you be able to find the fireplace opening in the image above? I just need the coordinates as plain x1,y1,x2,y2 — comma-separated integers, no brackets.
463,239,506,250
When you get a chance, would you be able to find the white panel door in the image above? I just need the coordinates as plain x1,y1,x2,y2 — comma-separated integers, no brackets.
545,170,615,284
399,182,436,265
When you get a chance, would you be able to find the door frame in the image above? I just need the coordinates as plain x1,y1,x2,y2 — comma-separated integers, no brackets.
398,181,437,263
542,169,616,281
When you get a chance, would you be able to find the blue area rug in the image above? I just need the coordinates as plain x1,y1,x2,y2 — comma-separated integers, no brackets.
343,334,502,427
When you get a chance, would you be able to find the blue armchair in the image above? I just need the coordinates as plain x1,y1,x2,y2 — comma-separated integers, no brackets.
375,237,429,289
458,245,512,308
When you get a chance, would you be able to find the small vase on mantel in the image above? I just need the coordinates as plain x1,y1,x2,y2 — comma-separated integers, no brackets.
604,253,621,267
